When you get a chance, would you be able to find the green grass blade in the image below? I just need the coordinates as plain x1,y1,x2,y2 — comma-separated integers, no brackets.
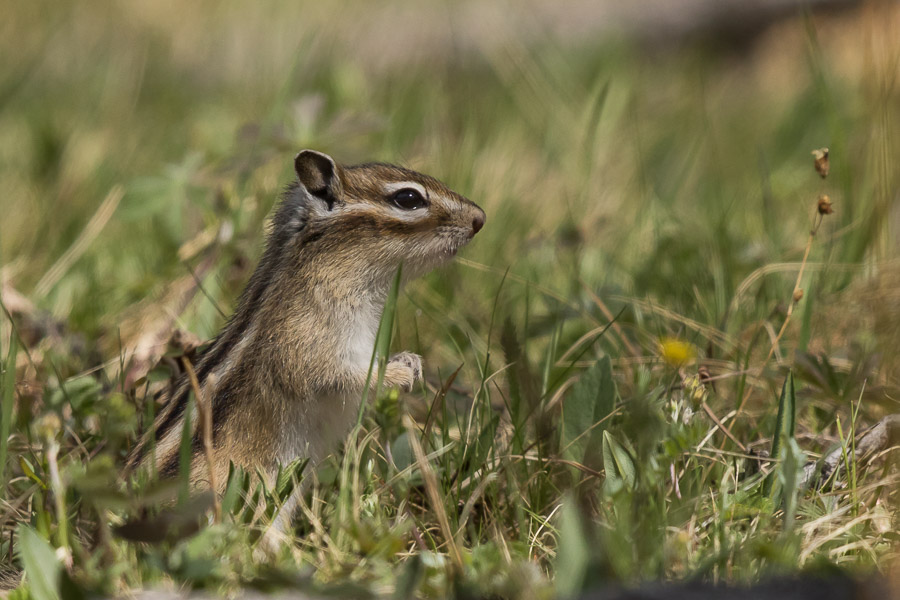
797,276,816,353
275,457,308,500
143,381,157,480
241,481,263,525
221,463,244,517
1,331,17,492
358,264,402,427
781,438,804,532
258,459,307,523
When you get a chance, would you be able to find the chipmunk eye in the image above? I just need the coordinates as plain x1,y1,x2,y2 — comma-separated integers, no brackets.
390,188,427,211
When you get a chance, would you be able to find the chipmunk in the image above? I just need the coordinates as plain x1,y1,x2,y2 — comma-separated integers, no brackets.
126,150,485,539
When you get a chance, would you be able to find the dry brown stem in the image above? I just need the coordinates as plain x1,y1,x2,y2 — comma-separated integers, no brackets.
181,357,220,522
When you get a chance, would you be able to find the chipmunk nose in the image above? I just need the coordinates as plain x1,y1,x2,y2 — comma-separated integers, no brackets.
472,211,485,235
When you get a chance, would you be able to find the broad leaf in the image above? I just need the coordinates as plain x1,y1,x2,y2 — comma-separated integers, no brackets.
765,372,796,496
602,431,635,495
16,525,60,600
561,356,617,471
555,496,590,599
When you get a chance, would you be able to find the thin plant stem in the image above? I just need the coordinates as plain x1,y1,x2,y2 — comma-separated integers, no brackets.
182,356,221,521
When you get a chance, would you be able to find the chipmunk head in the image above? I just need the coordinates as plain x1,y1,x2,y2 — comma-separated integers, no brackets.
277,150,485,285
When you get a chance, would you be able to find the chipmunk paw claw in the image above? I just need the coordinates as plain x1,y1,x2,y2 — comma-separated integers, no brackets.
387,352,423,391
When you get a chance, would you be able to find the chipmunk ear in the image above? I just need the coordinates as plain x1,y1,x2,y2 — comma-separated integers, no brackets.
294,150,342,210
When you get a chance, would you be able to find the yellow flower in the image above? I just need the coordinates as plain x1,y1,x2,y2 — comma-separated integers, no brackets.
658,337,697,368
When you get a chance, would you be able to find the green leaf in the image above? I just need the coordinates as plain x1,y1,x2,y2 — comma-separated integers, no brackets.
241,481,264,525
393,553,424,600
555,496,589,599
263,458,308,521
58,568,87,600
765,372,796,496
45,375,101,413
221,463,248,517
780,438,805,531
274,457,308,500
390,431,414,473
602,431,635,495
19,457,46,489
561,356,617,471
16,525,60,600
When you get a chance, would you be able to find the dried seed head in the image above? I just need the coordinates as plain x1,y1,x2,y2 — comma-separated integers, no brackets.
793,288,804,302
697,365,712,384
35,412,62,440
817,194,834,215
812,148,829,178
681,373,708,408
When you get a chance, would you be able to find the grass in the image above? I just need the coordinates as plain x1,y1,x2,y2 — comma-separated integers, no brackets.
1,1,899,598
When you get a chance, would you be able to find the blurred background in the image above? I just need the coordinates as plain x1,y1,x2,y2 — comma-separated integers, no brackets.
2,0,899,388
1,0,899,593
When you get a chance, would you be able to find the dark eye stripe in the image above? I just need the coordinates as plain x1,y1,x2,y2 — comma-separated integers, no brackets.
390,188,428,211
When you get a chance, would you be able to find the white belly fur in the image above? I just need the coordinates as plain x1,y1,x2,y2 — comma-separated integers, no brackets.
277,297,379,466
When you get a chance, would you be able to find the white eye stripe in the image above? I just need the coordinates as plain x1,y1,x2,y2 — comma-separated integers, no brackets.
383,181,427,197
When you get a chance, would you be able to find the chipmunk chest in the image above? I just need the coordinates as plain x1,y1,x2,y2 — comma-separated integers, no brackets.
336,300,380,374
280,306,379,460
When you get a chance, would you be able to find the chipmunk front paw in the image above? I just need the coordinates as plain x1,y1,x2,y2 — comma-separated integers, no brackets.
384,352,423,392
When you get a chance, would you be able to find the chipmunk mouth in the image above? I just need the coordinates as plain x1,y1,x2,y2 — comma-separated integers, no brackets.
407,226,473,270
393,231,469,280
444,231,473,256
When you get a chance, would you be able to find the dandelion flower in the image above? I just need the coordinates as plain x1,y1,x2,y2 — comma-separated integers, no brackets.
658,337,697,368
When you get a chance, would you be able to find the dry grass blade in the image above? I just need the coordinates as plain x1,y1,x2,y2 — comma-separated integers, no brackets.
423,363,463,439
580,281,640,357
34,186,124,298
181,357,220,521
699,402,747,452
456,471,499,539
608,295,735,350
120,252,218,388
456,258,602,326
404,414,464,571
728,260,900,314
799,512,883,564
801,414,900,488
510,454,603,478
